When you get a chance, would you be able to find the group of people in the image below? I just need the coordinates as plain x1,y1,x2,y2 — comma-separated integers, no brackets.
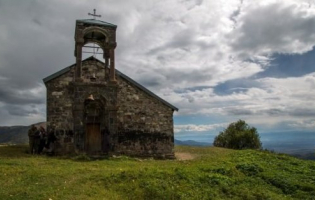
28,125,56,155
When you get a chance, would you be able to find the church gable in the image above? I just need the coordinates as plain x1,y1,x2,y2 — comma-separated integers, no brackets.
44,57,178,111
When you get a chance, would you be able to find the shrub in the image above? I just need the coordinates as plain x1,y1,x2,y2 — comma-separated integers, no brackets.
213,120,262,150
236,163,263,176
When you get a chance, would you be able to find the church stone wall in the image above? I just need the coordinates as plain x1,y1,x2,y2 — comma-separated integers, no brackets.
46,60,112,155
115,76,175,158
46,59,175,158
80,60,108,83
46,67,75,154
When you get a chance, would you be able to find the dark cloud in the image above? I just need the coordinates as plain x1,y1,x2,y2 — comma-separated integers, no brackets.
229,0,243,23
195,0,203,6
138,73,166,87
232,2,315,55
263,107,315,118
0,1,81,125
265,108,285,116
174,86,212,94
3,104,39,117
147,29,196,55
161,67,214,87
32,18,42,26
179,0,204,10
133,66,215,92
0,84,44,105
226,107,315,118
289,108,315,117
147,27,217,57
226,108,254,115
183,95,195,103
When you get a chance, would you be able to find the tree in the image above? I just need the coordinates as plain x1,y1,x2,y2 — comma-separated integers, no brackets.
213,120,262,150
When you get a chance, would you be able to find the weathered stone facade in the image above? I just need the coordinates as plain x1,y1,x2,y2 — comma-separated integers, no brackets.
115,70,175,157
44,57,177,158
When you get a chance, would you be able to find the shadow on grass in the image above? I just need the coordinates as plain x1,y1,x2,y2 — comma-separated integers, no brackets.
0,144,112,162
0,144,172,163
69,154,110,162
0,144,32,158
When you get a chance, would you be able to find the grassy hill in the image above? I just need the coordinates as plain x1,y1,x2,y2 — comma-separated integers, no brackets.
0,145,314,200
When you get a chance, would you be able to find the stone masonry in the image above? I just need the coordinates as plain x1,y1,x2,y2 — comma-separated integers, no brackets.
44,57,177,158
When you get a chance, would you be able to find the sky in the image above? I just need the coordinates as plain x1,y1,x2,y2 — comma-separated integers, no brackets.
0,0,314,142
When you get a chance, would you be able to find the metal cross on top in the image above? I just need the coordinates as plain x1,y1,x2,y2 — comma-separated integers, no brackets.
88,9,101,20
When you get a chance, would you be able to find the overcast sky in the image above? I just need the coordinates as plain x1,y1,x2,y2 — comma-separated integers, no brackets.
0,0,314,139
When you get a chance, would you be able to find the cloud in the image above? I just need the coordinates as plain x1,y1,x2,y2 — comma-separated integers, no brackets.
3,104,39,117
288,119,315,129
0,83,45,105
169,72,315,131
175,123,227,133
225,108,254,115
231,0,315,58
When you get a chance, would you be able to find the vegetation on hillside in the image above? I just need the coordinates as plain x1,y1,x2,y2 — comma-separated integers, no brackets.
214,120,262,150
0,145,314,200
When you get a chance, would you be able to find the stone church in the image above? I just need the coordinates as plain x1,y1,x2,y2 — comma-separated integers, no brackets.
43,18,178,158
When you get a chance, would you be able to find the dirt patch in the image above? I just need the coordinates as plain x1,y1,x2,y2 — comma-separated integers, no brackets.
175,152,195,161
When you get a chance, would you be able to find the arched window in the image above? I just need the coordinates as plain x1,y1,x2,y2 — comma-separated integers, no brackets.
82,43,105,61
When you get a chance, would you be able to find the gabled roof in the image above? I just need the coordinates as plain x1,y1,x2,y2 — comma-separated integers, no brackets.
76,19,117,28
43,56,178,111
42,66,72,83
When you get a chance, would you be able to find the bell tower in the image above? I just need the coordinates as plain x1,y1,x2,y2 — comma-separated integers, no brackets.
70,11,119,155
74,11,117,83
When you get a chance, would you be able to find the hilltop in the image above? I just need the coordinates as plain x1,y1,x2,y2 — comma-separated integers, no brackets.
0,145,314,200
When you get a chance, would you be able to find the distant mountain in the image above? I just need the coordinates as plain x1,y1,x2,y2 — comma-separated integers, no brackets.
0,122,46,144
175,139,212,146
0,126,29,144
292,152,315,160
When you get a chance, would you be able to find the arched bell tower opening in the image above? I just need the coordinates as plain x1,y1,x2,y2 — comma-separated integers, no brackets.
74,18,117,83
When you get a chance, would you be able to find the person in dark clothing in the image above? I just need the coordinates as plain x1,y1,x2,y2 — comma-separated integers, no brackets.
33,128,40,154
46,129,56,155
28,125,37,154
38,126,47,154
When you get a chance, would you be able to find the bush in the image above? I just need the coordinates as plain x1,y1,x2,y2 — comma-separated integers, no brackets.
213,120,262,150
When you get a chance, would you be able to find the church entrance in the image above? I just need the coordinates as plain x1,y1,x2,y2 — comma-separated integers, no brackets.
85,123,102,154
83,94,110,155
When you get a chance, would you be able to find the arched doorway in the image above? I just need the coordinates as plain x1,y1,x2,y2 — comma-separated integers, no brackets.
84,95,104,154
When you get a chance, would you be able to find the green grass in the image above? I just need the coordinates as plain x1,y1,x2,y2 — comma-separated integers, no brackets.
0,145,314,200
